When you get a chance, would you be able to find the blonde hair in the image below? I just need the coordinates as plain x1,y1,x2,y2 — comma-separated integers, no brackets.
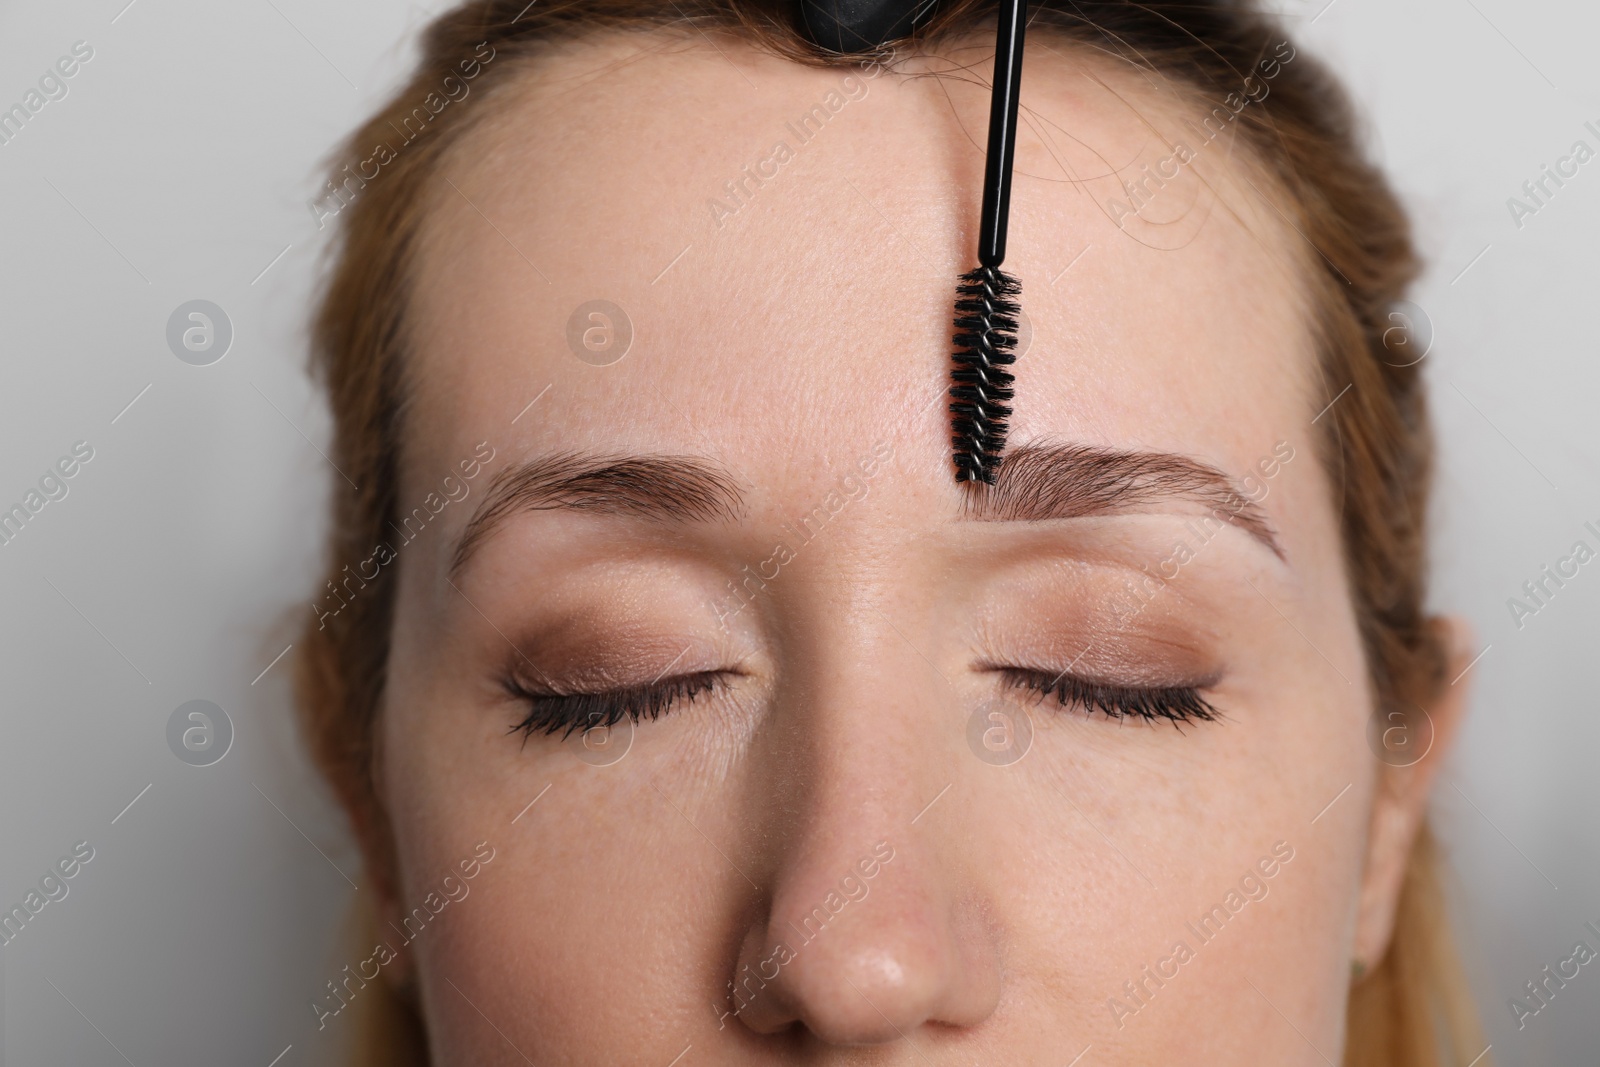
295,2,1485,1062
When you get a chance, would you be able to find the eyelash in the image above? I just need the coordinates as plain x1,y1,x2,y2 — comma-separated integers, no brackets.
505,666,1219,740
505,671,726,740
1000,668,1221,727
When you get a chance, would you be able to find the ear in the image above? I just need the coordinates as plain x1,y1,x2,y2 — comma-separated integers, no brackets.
349,719,417,988
1350,616,1474,974
354,811,417,987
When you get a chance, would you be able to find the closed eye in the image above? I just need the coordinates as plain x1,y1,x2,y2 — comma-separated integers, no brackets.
505,671,729,741
997,667,1221,728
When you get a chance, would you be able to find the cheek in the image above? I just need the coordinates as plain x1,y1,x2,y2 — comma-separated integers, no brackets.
982,776,1364,1056
972,637,1372,1049
407,755,749,1061
378,554,763,1059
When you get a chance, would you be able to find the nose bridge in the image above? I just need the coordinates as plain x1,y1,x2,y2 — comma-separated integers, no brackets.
726,581,1002,1043
767,632,947,922
767,556,956,852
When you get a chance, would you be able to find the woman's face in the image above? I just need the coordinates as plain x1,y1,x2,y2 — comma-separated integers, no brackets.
372,34,1448,1065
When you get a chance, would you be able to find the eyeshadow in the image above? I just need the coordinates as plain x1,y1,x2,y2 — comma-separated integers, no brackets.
971,557,1227,684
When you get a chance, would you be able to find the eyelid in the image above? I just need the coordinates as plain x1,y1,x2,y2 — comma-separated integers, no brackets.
995,666,1222,726
505,669,730,740
989,660,1220,689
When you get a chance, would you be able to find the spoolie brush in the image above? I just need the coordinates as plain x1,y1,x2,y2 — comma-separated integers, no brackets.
950,0,1028,484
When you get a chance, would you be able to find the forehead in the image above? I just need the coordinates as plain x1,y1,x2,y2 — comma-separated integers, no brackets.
403,30,1316,505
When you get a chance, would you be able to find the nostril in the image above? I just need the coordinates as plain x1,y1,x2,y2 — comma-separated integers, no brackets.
731,874,1001,1045
741,939,950,1045
822,947,945,1044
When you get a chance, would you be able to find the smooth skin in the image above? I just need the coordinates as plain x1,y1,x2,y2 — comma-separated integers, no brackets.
363,30,1470,1065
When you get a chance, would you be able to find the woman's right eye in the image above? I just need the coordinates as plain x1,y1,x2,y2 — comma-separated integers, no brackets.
504,671,727,740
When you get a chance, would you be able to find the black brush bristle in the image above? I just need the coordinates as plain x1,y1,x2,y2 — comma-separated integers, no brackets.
949,264,1020,484
948,0,1027,485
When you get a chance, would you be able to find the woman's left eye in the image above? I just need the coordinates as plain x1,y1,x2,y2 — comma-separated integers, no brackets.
505,671,728,740
998,667,1221,727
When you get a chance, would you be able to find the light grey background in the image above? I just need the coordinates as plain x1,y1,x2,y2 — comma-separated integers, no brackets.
0,1,1595,1064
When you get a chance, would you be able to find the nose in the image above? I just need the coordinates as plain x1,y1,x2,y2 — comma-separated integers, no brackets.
732,839,1001,1043
728,640,1003,1044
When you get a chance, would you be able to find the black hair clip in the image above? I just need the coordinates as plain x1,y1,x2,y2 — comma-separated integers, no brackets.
795,0,934,53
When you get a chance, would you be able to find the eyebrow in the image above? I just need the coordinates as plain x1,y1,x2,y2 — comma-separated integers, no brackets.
964,442,1285,560
448,441,1284,576
449,452,746,576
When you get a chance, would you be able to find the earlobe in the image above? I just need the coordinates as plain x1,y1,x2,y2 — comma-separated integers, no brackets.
1351,616,1474,972
350,719,414,986
350,827,416,988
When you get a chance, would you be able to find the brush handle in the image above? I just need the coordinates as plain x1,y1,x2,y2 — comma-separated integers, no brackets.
978,0,1027,269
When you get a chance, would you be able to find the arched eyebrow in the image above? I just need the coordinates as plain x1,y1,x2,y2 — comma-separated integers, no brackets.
965,442,1286,560
447,442,1283,577
449,452,746,577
